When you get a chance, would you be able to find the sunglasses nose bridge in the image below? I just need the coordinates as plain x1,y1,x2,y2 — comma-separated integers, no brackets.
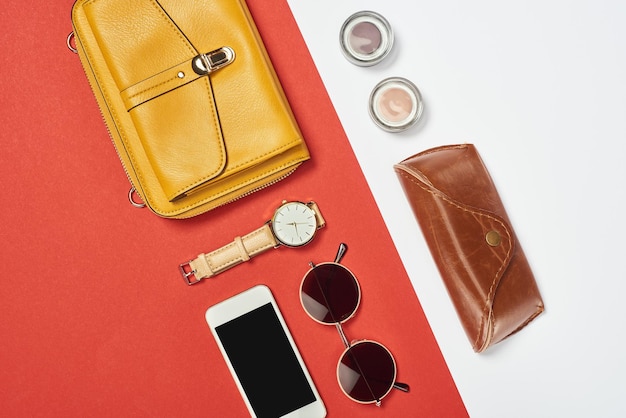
335,322,350,349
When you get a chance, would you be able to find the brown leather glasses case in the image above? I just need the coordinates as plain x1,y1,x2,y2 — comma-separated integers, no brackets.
395,144,544,352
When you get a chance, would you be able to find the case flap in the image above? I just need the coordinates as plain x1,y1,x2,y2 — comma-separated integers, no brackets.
82,0,226,202
395,144,543,352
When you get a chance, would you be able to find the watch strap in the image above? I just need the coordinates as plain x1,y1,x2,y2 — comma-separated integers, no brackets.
181,224,277,285
309,201,326,229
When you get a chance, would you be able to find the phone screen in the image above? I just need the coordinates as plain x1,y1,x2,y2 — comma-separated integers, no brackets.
215,302,317,417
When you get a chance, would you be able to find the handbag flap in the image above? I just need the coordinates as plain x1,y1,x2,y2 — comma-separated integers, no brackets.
81,0,227,202
394,144,516,350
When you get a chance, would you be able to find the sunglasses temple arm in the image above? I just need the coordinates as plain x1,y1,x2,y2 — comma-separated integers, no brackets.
393,382,410,392
334,242,348,263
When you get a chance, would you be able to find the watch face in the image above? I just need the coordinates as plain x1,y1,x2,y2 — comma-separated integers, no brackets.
271,202,318,247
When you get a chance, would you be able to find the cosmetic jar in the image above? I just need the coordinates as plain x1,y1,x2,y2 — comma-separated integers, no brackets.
369,77,424,132
339,11,394,66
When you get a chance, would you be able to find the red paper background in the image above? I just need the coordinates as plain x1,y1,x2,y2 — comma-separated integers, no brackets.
0,0,467,416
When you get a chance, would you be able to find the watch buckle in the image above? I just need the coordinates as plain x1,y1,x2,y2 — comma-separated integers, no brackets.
179,261,201,285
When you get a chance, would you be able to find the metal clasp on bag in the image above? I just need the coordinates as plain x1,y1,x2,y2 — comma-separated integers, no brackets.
192,47,235,76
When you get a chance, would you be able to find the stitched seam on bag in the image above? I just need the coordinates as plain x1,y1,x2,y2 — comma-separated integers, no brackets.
123,64,201,108
172,76,225,198
163,157,304,216
179,132,306,199
188,158,305,200
223,136,304,173
396,168,512,350
194,158,302,200
125,75,180,102
161,158,304,216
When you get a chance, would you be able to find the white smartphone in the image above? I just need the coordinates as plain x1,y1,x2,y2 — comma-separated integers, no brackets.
206,285,326,418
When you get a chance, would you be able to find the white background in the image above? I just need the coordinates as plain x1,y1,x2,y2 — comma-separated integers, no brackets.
288,1,626,417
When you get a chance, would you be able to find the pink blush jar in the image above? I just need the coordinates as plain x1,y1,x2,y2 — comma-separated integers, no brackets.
369,77,424,132
340,11,394,66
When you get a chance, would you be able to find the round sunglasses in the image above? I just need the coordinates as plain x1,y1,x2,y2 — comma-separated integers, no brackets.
299,243,409,406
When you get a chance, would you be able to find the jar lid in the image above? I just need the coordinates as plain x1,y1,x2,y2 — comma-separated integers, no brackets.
339,11,394,66
369,77,424,132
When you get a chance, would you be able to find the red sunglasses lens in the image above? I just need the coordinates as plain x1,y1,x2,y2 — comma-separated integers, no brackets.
338,341,396,403
301,263,359,324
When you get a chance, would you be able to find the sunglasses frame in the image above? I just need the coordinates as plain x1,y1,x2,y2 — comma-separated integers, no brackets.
335,338,399,405
300,260,362,326
299,243,409,406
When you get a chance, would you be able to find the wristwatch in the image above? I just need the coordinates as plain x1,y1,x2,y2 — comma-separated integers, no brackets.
179,200,326,285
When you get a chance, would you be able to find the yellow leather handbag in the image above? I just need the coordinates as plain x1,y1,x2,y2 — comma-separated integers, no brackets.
69,0,309,218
